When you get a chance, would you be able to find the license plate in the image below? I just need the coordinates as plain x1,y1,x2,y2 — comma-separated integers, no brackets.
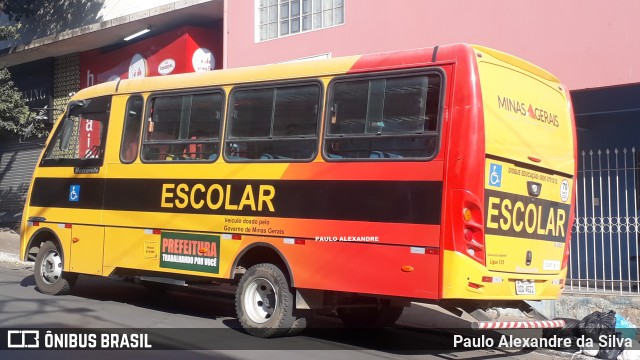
515,280,536,295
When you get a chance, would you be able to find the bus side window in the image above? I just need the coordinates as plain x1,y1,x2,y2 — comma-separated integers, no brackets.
324,72,442,161
120,95,144,163
225,83,321,162
141,92,223,162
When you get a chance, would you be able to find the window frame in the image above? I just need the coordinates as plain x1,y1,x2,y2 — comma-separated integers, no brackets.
223,80,324,163
40,96,112,168
321,68,446,162
256,0,345,42
140,88,226,164
119,94,145,164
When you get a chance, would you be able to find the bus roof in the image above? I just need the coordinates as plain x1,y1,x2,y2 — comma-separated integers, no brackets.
72,45,443,100
69,44,559,100
471,45,560,83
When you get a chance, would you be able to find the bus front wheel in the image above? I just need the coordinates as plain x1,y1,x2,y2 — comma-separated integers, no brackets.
34,241,77,295
235,263,306,338
337,305,404,328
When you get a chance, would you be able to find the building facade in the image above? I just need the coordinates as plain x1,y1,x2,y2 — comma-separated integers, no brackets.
1,0,638,294
0,0,223,226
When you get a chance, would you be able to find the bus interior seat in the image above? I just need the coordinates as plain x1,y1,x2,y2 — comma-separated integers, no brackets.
184,141,206,160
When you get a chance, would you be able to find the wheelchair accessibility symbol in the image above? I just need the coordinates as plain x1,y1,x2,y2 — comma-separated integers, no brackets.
489,163,502,187
69,185,80,202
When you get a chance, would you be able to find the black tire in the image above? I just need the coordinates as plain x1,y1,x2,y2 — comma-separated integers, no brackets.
34,241,77,295
235,263,307,338
337,305,404,328
286,316,308,337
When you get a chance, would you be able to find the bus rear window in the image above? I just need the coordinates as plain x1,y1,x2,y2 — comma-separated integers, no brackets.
324,72,442,160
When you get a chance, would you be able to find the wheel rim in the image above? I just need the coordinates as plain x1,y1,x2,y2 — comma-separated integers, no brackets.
40,250,62,285
243,277,278,324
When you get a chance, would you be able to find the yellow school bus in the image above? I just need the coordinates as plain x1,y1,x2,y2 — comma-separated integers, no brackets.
20,44,576,337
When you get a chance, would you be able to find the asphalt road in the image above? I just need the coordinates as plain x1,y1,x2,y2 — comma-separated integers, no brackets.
0,230,574,359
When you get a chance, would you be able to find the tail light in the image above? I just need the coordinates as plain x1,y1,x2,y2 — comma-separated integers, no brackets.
448,190,486,266
462,201,485,265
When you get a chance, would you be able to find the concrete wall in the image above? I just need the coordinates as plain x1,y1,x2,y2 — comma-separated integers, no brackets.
226,0,640,90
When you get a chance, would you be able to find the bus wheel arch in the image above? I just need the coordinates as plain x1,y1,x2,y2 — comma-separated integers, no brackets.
25,228,63,263
28,230,77,295
232,244,307,337
231,243,294,286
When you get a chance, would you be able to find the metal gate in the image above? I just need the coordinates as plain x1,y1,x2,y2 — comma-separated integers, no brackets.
0,139,43,227
570,147,640,294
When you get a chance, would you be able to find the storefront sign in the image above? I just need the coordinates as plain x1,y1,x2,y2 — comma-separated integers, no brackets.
158,59,176,75
192,48,214,72
80,25,221,88
8,58,54,121
128,53,147,79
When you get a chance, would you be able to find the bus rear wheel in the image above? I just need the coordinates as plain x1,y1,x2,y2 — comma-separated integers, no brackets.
337,305,404,328
34,241,77,295
235,263,306,338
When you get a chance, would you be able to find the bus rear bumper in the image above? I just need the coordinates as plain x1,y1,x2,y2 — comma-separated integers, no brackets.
441,250,566,300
